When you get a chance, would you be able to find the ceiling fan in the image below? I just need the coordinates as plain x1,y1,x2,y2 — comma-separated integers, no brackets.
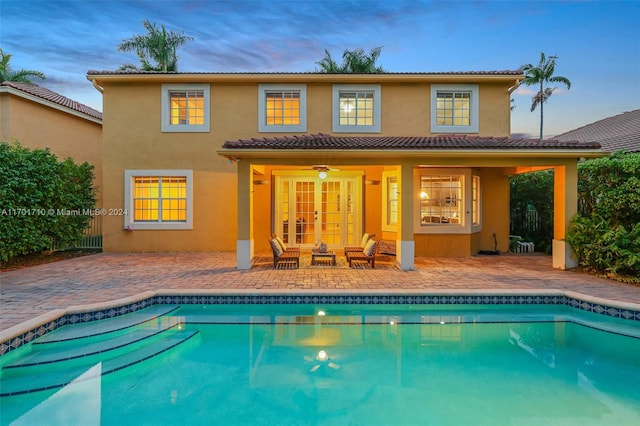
305,165,340,179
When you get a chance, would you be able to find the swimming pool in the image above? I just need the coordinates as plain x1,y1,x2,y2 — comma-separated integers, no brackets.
2,301,639,425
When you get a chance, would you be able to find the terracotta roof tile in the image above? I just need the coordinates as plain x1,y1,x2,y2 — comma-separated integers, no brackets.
555,110,640,153
1,81,102,121
223,134,600,151
87,70,523,76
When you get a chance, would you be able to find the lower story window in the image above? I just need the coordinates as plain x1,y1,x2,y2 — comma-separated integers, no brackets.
420,175,462,225
472,175,480,226
125,170,193,230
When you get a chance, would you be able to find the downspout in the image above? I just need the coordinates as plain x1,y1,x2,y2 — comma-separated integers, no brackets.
508,78,522,94
91,79,104,94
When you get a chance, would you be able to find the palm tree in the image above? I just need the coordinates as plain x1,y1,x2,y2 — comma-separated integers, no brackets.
520,52,571,140
117,20,194,72
0,49,46,83
316,47,385,73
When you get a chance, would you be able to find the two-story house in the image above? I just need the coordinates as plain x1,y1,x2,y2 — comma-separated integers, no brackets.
86,70,602,271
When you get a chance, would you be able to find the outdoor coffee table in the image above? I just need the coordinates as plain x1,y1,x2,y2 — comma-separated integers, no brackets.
311,250,336,266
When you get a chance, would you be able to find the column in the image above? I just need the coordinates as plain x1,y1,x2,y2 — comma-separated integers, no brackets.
398,161,415,271
236,160,253,269
552,162,578,270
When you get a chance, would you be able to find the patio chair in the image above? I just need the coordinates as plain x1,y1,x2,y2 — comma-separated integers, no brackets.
346,239,380,268
343,233,375,256
269,238,299,269
271,233,300,255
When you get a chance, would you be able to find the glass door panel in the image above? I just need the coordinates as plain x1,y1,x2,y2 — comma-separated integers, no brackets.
275,173,362,248
295,181,315,244
320,181,341,245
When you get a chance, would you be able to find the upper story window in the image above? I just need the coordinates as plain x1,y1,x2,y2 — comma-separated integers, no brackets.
332,84,381,133
258,84,306,132
124,170,193,230
161,84,210,132
430,84,478,133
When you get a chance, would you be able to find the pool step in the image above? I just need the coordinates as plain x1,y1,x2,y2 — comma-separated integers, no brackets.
0,329,198,397
35,305,180,343
4,318,182,368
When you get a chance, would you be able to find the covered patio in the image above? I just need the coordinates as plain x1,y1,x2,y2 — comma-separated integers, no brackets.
218,134,602,271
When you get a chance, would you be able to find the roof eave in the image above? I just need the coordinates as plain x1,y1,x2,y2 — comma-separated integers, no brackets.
87,72,523,86
216,148,606,161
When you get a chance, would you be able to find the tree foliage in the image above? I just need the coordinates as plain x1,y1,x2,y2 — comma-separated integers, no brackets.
316,47,385,73
0,142,96,264
567,152,640,279
117,19,194,72
509,170,554,253
519,52,571,140
0,48,46,83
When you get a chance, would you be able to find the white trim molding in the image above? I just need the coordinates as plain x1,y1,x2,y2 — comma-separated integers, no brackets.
258,84,307,133
430,84,479,133
332,84,381,133
124,169,193,230
161,84,210,133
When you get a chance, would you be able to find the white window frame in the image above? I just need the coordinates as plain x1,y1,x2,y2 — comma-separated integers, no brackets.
161,84,210,132
332,84,381,133
430,84,479,133
124,170,193,230
414,168,481,235
382,170,399,232
258,84,307,132
472,174,482,232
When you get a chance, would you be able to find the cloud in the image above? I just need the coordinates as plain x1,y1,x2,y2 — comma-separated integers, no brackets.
514,87,535,96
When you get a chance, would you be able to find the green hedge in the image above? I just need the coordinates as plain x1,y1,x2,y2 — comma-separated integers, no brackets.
0,142,96,263
567,151,640,278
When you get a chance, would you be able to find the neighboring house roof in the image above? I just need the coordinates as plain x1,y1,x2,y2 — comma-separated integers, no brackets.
0,81,102,122
222,133,600,151
555,109,640,153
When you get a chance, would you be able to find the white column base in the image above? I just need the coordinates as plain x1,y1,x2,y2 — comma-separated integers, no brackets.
237,239,254,270
553,239,578,270
397,240,415,271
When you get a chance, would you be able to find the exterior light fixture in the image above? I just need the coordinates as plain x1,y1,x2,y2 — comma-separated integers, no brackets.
318,170,328,179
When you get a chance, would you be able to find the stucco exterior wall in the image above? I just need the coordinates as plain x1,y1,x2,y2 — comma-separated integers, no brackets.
99,77,515,253
0,93,103,204
479,168,511,253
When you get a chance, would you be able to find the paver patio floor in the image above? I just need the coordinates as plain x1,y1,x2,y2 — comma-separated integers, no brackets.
1,251,639,333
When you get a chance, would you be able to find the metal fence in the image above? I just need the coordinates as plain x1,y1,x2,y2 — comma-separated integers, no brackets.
50,214,102,251
510,209,541,234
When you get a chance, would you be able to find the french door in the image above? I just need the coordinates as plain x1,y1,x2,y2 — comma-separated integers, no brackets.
274,172,362,248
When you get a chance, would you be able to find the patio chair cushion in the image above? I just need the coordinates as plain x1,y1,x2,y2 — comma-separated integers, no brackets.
360,233,370,248
270,239,283,257
363,239,376,256
275,235,287,252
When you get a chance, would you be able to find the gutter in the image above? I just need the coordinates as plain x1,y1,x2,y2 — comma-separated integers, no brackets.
91,78,104,94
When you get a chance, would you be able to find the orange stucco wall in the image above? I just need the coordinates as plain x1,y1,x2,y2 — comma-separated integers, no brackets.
0,93,103,204
97,76,516,253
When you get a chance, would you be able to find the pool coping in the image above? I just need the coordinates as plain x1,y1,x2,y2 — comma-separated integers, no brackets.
2,288,639,356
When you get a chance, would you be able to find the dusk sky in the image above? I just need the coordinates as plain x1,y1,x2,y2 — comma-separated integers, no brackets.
2,0,639,138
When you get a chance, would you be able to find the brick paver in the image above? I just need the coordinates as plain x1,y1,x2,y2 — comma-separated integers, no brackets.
1,252,639,333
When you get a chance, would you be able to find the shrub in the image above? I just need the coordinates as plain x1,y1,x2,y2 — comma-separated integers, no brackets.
0,142,96,263
568,151,640,279
509,170,554,253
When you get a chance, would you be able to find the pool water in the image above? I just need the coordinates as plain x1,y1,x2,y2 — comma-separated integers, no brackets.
1,304,639,425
